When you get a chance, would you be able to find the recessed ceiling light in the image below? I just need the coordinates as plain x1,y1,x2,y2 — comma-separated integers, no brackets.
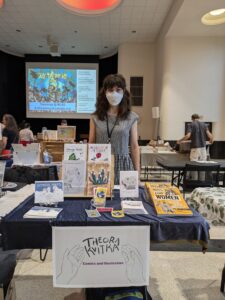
74,30,78,33
5,44,10,47
210,8,225,16
202,8,225,25
56,0,122,15
0,0,4,9
104,46,108,49
38,45,43,48
16,29,21,32
131,30,136,33
71,46,75,48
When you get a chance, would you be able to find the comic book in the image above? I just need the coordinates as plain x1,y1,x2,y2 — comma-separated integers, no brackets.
145,182,193,216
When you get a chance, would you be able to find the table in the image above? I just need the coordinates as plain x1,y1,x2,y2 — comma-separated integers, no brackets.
189,187,225,225
4,164,58,184
157,159,225,187
140,146,187,167
140,147,189,180
1,187,209,250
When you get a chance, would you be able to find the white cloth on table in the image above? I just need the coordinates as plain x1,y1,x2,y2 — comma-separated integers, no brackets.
0,184,34,218
189,187,225,225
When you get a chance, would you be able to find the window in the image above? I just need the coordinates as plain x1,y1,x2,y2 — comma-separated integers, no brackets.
130,76,143,106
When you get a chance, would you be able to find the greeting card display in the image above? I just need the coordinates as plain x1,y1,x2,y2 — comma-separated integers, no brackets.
120,171,139,198
62,160,86,195
12,143,40,165
35,181,64,205
87,162,111,196
88,144,111,163
57,126,76,141
64,144,87,161
145,182,193,216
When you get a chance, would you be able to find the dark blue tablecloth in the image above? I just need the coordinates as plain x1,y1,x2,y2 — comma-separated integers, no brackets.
1,187,209,250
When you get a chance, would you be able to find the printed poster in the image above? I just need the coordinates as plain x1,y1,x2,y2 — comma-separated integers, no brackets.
57,126,76,141
64,144,87,161
35,181,64,204
12,143,40,165
43,130,58,140
62,160,86,195
120,171,139,198
87,162,111,196
88,144,111,163
53,226,150,288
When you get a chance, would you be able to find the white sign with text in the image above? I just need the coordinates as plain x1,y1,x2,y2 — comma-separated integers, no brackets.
53,226,150,288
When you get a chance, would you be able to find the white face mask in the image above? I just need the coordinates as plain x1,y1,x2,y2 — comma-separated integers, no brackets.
106,91,123,106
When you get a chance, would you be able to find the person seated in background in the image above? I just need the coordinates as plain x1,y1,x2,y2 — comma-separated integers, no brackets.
0,114,19,159
19,123,34,145
61,119,67,126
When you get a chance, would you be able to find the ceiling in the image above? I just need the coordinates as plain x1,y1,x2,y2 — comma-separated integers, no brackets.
168,0,225,37
0,0,224,57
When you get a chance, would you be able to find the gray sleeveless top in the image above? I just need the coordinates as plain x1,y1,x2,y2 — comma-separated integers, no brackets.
92,111,139,155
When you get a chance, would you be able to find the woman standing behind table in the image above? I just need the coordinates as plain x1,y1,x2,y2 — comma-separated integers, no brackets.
89,74,140,184
1,114,19,150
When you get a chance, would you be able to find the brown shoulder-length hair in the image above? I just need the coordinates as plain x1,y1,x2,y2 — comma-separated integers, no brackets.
94,74,131,120
3,114,18,133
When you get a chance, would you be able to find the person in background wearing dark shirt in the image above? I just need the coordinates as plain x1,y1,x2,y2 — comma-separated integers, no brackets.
1,114,19,150
177,114,213,162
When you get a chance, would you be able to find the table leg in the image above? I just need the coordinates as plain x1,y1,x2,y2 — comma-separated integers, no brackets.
40,249,48,262
220,264,225,293
171,171,175,185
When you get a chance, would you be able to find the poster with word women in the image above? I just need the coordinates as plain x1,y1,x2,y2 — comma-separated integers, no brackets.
53,226,150,288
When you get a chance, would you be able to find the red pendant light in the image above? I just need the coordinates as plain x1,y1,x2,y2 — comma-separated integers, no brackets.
0,0,4,9
56,0,122,15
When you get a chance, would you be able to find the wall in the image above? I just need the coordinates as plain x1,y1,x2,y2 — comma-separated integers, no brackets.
0,51,25,119
118,43,155,140
159,37,225,140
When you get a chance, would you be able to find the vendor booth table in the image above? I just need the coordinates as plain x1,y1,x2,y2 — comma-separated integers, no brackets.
4,165,58,184
140,146,189,180
157,159,225,187
0,186,210,300
189,187,225,225
1,187,209,251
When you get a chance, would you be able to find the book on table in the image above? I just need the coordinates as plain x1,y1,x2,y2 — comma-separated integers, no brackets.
23,206,63,219
121,200,148,215
145,182,193,216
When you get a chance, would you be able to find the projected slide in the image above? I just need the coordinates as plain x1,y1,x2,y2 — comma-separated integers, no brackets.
27,67,97,115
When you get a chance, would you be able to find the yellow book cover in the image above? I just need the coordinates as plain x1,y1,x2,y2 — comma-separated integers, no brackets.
145,182,193,216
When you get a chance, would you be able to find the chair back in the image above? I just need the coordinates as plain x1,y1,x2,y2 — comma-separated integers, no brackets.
183,162,220,191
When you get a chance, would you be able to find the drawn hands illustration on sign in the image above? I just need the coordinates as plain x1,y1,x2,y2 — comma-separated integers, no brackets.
57,244,85,284
121,244,144,283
